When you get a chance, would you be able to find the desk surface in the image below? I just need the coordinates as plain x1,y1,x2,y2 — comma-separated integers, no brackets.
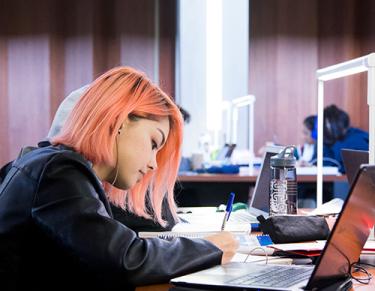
178,172,347,183
136,266,375,290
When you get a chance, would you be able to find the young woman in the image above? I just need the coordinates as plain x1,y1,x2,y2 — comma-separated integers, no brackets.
306,105,369,173
0,67,238,290
297,115,317,166
45,84,191,232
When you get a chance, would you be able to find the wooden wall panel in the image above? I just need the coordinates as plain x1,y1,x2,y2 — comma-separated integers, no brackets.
250,0,375,152
118,0,156,80
5,0,52,158
317,0,367,130
49,1,66,121
159,0,177,97
0,7,9,164
8,37,51,158
250,0,318,151
249,0,278,149
63,0,95,95
93,0,121,77
0,0,176,166
355,0,375,130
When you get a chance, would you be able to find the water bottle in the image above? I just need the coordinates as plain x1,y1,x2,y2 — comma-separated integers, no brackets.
269,146,298,216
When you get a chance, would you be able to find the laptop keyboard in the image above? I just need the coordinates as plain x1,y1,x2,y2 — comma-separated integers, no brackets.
229,211,257,223
226,265,313,288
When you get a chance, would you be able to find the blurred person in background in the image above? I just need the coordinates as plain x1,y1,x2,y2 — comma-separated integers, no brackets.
308,105,369,173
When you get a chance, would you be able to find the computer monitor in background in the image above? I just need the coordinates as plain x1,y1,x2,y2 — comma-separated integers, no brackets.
342,149,369,185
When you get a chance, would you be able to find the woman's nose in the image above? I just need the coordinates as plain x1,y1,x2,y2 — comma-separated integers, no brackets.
147,152,158,170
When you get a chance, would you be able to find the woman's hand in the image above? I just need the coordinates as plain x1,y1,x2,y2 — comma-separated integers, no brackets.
325,215,337,230
204,231,239,264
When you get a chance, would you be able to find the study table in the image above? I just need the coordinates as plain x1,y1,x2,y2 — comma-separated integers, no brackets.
136,205,374,291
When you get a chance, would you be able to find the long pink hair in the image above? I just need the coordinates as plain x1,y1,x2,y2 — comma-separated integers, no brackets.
52,67,183,226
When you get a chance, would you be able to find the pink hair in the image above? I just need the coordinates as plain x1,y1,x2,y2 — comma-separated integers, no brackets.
52,67,183,226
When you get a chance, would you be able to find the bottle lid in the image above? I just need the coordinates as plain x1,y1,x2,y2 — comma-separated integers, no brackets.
270,146,296,167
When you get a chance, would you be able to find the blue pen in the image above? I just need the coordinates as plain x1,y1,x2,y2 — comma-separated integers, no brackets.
221,192,235,231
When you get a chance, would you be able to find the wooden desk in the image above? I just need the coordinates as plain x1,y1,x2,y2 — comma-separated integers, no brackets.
175,172,346,207
178,172,346,183
136,266,375,291
351,268,375,290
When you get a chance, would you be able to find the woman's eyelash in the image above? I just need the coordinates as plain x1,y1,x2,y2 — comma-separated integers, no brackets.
152,140,158,150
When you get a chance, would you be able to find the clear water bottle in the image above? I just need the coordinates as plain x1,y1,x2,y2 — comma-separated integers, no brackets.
269,146,298,216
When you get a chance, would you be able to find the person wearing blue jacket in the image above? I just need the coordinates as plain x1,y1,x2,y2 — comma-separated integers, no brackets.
310,104,369,173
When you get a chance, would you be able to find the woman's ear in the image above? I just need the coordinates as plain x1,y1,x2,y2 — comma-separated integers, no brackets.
118,124,123,135
117,117,131,135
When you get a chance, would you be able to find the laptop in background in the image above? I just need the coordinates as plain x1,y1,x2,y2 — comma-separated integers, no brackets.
215,143,236,161
231,146,283,222
341,149,368,185
178,146,282,224
171,165,375,290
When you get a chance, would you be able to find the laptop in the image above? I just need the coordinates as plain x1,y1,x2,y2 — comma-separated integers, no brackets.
231,146,284,223
171,165,375,290
341,149,368,185
177,147,282,226
216,144,236,161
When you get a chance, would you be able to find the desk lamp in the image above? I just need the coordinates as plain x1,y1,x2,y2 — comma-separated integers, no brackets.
231,95,256,167
316,53,375,207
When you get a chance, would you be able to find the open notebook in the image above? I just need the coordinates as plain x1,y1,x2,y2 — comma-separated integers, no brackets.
139,230,272,254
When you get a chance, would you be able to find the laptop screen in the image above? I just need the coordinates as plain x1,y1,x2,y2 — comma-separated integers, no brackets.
307,165,375,288
248,147,282,216
341,149,368,185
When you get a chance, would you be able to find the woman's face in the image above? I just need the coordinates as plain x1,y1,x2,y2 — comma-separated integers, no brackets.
111,116,170,190
302,125,314,144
